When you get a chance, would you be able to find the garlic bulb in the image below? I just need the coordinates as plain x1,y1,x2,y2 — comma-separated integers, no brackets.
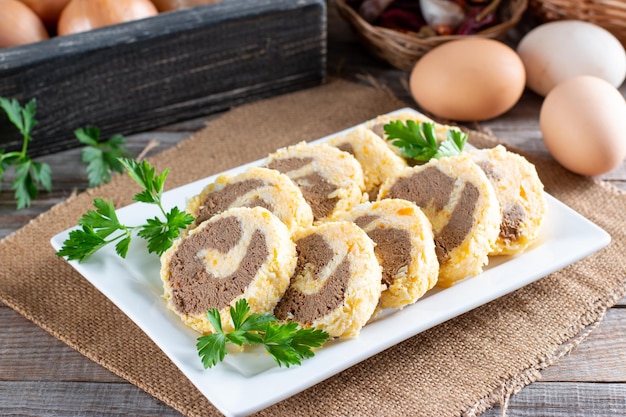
419,0,465,28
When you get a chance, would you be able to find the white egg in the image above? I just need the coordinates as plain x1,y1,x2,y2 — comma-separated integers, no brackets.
517,21,626,97
540,76,626,176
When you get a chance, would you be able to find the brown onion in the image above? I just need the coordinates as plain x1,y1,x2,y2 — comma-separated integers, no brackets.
18,0,71,28
151,0,221,12
0,0,49,49
57,0,158,36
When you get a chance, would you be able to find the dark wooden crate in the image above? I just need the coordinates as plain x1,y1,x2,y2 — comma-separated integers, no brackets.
0,0,326,156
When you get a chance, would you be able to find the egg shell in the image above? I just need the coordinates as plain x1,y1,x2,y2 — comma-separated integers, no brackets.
19,0,71,27
0,0,49,49
409,38,526,122
540,75,626,176
58,0,158,36
517,20,626,97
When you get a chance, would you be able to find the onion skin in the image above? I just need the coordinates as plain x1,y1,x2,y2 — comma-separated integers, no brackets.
151,0,222,12
19,0,71,28
0,0,49,48
57,0,159,36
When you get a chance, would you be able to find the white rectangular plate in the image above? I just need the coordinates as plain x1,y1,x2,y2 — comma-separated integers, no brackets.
50,108,611,417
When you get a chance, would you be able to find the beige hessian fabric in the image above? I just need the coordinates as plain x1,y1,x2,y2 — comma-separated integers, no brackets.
1,79,625,417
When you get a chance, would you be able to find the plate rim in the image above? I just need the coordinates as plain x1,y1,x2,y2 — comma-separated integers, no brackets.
50,108,611,417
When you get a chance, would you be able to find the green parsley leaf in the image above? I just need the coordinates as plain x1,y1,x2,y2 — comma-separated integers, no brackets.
12,160,38,210
78,198,124,239
119,158,167,204
230,301,274,346
31,161,52,191
0,151,22,171
196,331,227,369
0,98,23,131
196,299,329,369
76,126,131,187
207,308,224,334
238,311,276,333
114,234,133,259
10,159,53,209
57,159,193,262
289,327,329,360
263,321,303,367
21,99,37,140
383,120,468,162
56,198,134,262
0,97,36,137
222,299,272,346
137,207,194,256
0,96,52,209
230,298,251,329
56,227,108,263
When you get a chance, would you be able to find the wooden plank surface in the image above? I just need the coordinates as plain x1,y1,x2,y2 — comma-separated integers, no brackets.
1,2,626,416
0,381,181,416
481,382,626,417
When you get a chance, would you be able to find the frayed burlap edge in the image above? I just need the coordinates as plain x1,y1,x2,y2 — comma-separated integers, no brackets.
459,126,626,417
463,280,626,417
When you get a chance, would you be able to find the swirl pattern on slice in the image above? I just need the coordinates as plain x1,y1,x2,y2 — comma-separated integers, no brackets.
274,221,382,338
264,142,365,222
186,166,313,232
337,199,439,309
379,154,501,287
327,126,407,200
469,145,547,255
160,207,296,333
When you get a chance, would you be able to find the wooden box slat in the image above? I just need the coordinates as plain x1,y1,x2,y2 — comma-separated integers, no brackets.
0,0,326,156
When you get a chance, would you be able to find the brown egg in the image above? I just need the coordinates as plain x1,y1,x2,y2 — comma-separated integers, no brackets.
409,38,526,121
540,75,626,176
57,0,158,36
0,0,49,49
19,0,71,28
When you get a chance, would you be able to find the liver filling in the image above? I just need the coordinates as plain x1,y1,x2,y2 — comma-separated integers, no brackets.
353,214,379,229
243,197,273,212
500,203,525,242
294,173,339,220
195,179,265,226
335,142,354,155
168,216,268,314
370,123,385,139
387,167,478,263
368,228,411,286
388,167,455,211
274,233,350,324
476,160,502,181
433,183,479,263
475,161,526,243
267,157,339,220
267,156,313,173
353,214,411,286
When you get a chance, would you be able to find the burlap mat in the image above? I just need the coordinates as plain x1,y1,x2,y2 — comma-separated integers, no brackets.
1,79,625,417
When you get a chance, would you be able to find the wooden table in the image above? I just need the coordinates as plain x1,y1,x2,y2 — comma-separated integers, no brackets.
2,4,625,416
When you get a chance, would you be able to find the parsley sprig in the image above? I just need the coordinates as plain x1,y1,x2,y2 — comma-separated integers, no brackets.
197,299,329,369
56,158,194,262
75,126,131,187
383,120,468,162
0,97,52,209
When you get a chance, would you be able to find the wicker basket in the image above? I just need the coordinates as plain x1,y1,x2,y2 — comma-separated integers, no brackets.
529,0,626,45
336,0,528,71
